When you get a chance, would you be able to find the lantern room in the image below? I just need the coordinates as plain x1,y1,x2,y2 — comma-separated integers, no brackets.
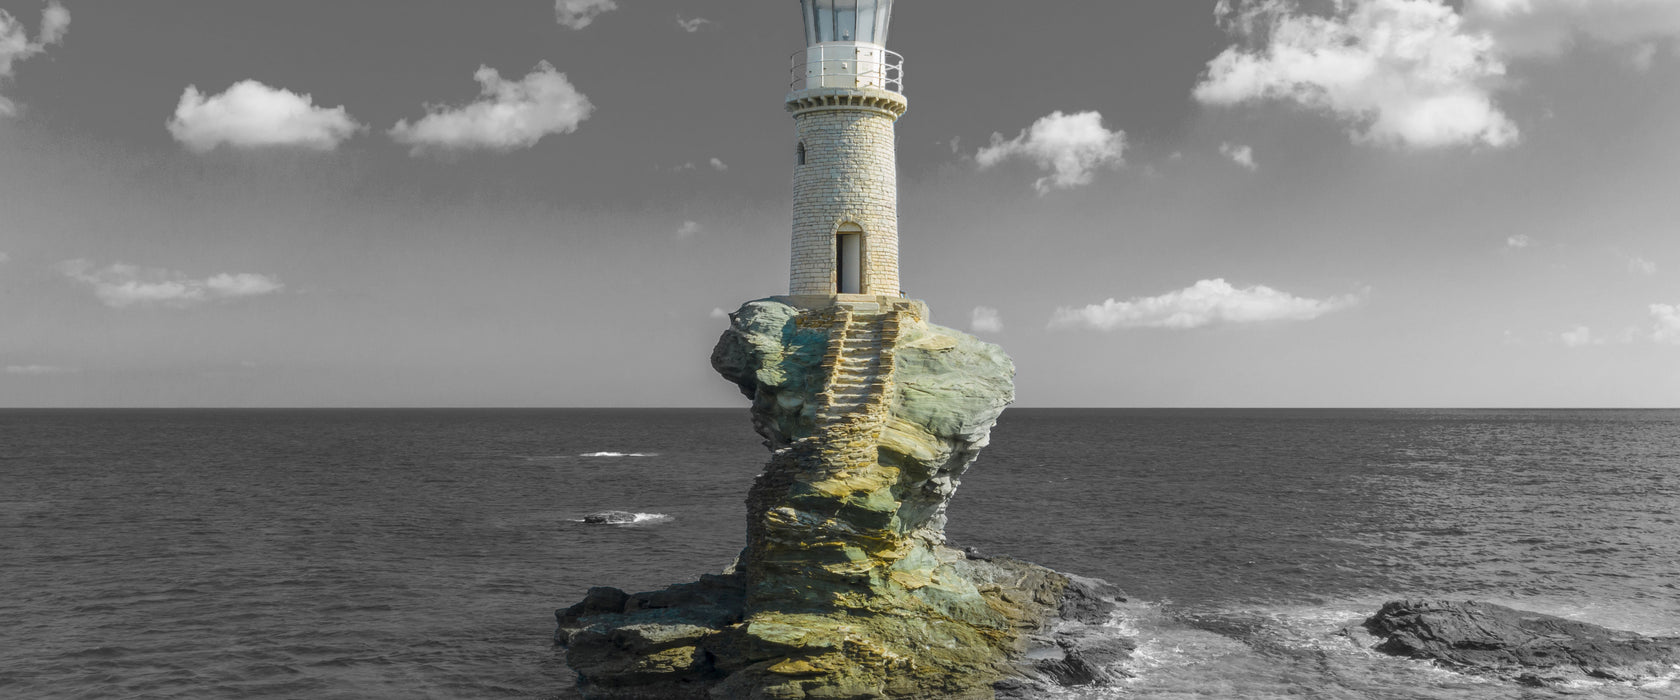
792,0,903,93
798,0,895,46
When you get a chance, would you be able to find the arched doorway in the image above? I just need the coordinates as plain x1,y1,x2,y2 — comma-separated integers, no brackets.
836,223,863,294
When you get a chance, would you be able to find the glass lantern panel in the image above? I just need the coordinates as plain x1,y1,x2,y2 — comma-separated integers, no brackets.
800,0,817,46
876,0,892,45
854,0,877,43
815,0,834,44
836,0,857,42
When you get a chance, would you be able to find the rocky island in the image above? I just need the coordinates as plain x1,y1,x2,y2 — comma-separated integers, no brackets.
553,299,1131,699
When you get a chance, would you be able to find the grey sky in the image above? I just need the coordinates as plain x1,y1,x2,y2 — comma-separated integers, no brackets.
2,0,1678,407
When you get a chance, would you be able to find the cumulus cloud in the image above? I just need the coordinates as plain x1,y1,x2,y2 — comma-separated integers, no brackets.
709,157,728,171
4,364,77,376
1628,256,1658,276
970,306,1004,333
1220,142,1259,170
1196,0,1518,149
1050,278,1363,331
976,110,1127,194
677,16,714,33
167,81,362,153
1506,234,1535,249
556,0,617,30
57,259,284,309
1464,0,1680,58
676,221,702,238
710,307,730,320
1651,304,1680,344
38,1,68,44
0,1,69,116
389,62,593,156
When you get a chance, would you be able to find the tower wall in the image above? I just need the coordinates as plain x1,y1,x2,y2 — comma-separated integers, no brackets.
789,104,901,297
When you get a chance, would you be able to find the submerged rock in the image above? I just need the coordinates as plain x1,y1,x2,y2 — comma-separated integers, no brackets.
557,299,1130,699
583,511,639,524
1365,599,1680,684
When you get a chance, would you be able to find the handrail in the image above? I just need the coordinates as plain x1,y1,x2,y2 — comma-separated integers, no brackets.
789,46,904,94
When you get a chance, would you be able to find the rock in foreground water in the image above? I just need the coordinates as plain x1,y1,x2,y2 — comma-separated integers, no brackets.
556,299,1131,699
1365,599,1680,684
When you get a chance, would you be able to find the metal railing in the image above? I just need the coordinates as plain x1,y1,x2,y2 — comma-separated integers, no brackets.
789,45,904,93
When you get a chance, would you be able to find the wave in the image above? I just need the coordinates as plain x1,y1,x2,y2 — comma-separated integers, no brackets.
578,452,657,458
574,513,672,525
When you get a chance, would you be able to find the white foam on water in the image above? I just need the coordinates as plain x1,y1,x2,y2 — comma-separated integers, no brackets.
578,452,657,458
570,513,672,525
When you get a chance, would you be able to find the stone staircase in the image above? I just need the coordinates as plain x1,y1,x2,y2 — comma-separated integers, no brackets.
821,311,886,426
810,306,903,470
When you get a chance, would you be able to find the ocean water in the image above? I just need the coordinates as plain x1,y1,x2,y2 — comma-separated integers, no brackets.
1,408,1676,699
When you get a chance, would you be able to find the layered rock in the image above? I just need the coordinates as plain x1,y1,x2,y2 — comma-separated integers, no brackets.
1365,599,1680,685
555,299,1128,699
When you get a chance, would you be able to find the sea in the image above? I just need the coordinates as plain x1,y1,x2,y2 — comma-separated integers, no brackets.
2,408,1677,699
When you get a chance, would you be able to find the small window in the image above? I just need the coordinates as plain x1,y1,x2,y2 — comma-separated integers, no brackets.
796,142,807,166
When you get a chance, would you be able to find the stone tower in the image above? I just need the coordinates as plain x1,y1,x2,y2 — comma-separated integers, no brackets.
786,0,906,302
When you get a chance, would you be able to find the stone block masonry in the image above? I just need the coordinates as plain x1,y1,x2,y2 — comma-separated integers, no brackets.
789,94,902,298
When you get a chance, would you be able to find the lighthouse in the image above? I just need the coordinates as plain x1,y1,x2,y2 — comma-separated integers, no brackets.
786,0,906,303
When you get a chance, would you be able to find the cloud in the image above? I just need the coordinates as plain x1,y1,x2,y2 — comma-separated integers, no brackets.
976,110,1127,194
556,0,617,30
167,81,362,153
1220,142,1259,170
4,364,78,376
389,62,593,156
1506,234,1533,248
676,221,702,238
0,251,10,264
1196,0,1519,149
57,259,284,309
1651,304,1680,344
38,1,68,44
0,1,69,116
1628,256,1658,276
677,16,714,33
709,307,730,320
1050,278,1363,331
971,306,1004,333
1560,325,1601,347
1628,42,1661,71
1464,0,1680,58
709,157,728,171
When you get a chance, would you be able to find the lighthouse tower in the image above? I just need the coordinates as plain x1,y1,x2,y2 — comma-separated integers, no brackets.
786,0,906,303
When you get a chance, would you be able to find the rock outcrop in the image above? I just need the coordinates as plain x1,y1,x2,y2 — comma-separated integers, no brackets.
1365,599,1680,685
555,299,1129,699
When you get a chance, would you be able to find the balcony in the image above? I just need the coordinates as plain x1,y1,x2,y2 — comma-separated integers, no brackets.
789,43,904,94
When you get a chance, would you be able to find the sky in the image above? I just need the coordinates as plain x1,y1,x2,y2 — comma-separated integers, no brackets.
1,0,1678,408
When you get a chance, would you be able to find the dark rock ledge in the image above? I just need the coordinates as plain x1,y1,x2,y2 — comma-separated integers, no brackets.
1364,599,1680,686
